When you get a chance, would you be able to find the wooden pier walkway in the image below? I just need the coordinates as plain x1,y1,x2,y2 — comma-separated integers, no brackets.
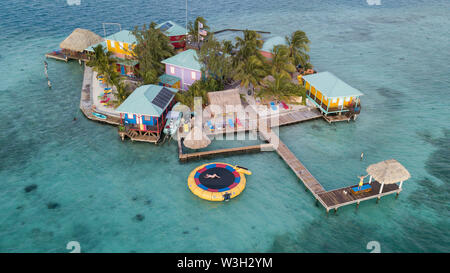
273,108,322,127
179,141,273,162
258,127,401,212
258,128,326,205
213,28,271,35
178,108,321,162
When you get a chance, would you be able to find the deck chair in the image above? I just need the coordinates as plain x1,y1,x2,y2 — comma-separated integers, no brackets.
350,184,372,195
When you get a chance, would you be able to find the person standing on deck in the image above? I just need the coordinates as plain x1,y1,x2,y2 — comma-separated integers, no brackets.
357,174,369,190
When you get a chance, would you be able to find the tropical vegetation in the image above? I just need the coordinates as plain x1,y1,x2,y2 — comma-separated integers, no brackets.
187,16,210,43
176,26,311,107
86,44,132,106
132,22,175,84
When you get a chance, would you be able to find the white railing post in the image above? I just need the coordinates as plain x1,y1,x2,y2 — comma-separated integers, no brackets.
379,182,384,195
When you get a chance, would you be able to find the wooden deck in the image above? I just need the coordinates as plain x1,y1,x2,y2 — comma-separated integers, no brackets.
323,114,354,124
259,127,401,212
179,141,273,162
178,107,321,161
318,181,401,210
275,108,322,126
119,130,159,143
45,51,89,62
79,65,121,126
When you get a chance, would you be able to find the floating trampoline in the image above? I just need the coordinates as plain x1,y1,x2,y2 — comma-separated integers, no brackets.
188,162,252,201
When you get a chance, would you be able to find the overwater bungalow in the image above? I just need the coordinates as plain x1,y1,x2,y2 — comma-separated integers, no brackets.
116,84,178,143
46,28,103,62
300,71,363,122
157,21,187,49
161,49,202,90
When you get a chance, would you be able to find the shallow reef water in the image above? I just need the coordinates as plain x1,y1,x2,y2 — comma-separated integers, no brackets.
0,0,448,252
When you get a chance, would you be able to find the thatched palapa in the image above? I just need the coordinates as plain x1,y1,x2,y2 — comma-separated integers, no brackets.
183,126,211,150
366,159,411,184
60,28,104,52
207,88,243,116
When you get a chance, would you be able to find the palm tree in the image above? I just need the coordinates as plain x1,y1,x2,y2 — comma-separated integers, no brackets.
132,22,175,83
257,72,307,104
198,34,234,86
234,30,264,66
285,30,311,69
271,45,296,79
113,80,129,106
222,40,234,55
234,55,266,91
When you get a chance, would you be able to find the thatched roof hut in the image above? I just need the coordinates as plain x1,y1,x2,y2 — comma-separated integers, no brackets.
366,159,411,184
183,126,211,150
207,88,243,116
60,28,104,52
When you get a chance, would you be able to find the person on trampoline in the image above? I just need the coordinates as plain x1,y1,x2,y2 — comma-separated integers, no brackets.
205,173,221,179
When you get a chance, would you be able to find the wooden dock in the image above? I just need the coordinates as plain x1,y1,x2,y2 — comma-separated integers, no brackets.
258,128,401,213
273,108,322,126
177,107,321,162
317,181,400,211
213,28,271,35
119,130,158,143
79,65,121,126
179,139,273,162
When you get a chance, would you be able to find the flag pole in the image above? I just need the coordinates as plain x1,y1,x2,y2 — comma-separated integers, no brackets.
185,0,188,35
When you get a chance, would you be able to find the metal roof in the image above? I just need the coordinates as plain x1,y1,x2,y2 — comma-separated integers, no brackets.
116,85,178,116
161,49,202,71
302,71,364,98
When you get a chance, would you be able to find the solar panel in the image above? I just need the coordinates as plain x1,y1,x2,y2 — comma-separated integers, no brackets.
159,22,173,32
152,87,175,109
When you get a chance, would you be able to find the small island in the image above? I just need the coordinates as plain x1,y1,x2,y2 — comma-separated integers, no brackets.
46,17,409,213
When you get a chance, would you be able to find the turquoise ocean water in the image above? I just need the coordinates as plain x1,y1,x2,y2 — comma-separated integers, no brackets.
0,0,449,252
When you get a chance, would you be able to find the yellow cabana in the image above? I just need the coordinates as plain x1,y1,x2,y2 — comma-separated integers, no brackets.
300,72,364,119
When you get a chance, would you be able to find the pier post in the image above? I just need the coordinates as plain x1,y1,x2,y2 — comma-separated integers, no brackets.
334,208,338,214
356,201,360,208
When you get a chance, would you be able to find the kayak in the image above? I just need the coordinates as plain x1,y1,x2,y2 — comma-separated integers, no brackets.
92,112,107,119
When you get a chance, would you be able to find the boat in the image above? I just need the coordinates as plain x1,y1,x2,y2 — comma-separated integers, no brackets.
163,110,182,136
92,112,107,119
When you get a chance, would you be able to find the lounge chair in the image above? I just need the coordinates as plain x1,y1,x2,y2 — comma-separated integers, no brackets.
350,184,372,195
100,97,110,104
281,101,289,110
206,120,214,132
270,102,278,111
228,118,235,128
236,118,243,128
